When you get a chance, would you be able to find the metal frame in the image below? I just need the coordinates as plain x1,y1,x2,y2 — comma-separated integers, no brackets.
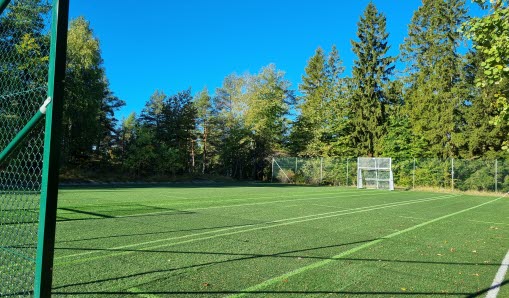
357,157,394,190
33,0,70,296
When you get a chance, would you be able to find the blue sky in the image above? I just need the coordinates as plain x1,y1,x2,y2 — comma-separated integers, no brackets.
69,0,481,120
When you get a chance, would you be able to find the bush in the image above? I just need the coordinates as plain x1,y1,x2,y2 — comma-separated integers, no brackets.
277,169,295,183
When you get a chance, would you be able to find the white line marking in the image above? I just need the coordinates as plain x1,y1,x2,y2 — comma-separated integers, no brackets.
311,204,349,209
469,220,509,226
230,197,502,298
111,192,401,218
56,190,385,221
486,249,509,298
399,215,426,220
55,194,457,264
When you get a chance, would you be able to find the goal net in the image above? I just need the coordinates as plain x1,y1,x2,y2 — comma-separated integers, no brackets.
357,157,394,190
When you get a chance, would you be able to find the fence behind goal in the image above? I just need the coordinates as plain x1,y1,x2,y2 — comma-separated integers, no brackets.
272,157,509,193
0,0,69,296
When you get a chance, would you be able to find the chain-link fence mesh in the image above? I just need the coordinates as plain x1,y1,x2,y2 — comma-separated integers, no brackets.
273,157,357,186
1,0,53,295
272,157,509,193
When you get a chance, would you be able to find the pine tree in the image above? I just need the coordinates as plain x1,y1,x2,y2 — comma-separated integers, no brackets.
195,88,214,174
63,17,119,165
350,2,394,157
401,0,467,158
290,47,327,156
324,46,352,156
245,64,294,178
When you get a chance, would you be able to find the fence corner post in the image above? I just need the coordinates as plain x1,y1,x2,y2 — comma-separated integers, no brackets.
495,159,498,193
320,157,323,184
413,158,416,190
451,158,454,191
271,157,274,183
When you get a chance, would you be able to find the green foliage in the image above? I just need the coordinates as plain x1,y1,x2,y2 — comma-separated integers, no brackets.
401,0,467,158
276,168,294,183
126,89,197,176
194,88,215,174
9,0,509,181
350,3,394,157
62,17,124,166
291,46,351,157
462,0,509,148
460,51,509,157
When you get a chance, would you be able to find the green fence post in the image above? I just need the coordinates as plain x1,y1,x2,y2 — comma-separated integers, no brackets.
34,0,70,296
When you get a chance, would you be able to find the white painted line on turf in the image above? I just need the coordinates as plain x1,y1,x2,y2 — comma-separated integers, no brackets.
56,190,383,222
228,196,503,298
469,220,509,226
312,204,349,209
55,194,458,265
399,215,426,220
55,194,456,261
113,191,410,218
485,249,509,298
282,204,302,208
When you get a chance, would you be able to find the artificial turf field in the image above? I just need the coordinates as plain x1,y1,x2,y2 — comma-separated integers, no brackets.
49,184,508,297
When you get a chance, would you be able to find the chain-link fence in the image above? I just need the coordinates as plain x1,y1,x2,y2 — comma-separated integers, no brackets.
0,0,55,296
272,157,508,193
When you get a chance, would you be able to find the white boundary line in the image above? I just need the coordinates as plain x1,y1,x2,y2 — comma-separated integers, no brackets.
55,194,457,264
90,191,406,219
229,196,503,298
485,249,509,298
56,189,389,220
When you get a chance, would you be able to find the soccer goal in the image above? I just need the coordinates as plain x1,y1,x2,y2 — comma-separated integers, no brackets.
0,0,69,297
357,157,394,190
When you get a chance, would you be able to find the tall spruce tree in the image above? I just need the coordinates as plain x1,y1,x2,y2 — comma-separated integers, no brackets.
401,0,467,158
350,2,394,157
290,47,328,156
195,88,215,174
324,46,352,156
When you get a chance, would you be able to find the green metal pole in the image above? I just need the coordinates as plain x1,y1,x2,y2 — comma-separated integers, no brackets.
0,0,11,15
0,110,44,167
34,0,69,296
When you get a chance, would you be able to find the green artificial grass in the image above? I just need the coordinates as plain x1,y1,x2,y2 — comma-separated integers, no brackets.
48,184,508,297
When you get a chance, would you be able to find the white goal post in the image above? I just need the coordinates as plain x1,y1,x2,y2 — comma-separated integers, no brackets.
357,157,394,190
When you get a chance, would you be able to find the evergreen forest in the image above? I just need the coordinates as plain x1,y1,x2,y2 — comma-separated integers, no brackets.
2,0,508,182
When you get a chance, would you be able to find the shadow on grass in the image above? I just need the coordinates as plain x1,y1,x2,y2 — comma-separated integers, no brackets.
52,280,508,296
52,238,507,295
55,223,258,244
59,182,343,191
55,204,195,223
53,244,505,268
52,239,377,290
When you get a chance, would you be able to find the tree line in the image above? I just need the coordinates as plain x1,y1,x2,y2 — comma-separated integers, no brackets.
1,0,508,181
